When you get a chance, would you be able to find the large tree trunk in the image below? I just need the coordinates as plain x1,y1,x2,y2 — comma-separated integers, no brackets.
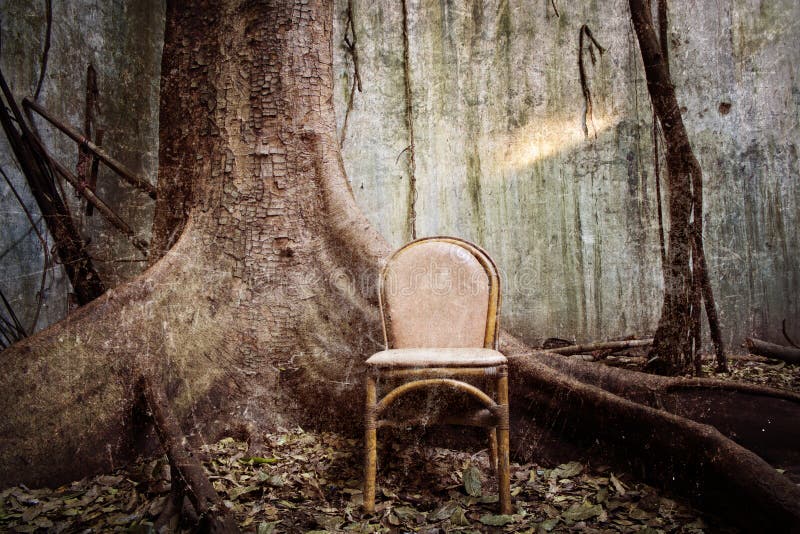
0,0,388,486
0,1,799,531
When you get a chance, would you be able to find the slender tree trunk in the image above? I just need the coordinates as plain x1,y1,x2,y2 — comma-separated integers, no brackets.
630,0,724,375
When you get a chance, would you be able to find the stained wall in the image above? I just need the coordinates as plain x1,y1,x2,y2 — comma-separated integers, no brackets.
333,0,800,347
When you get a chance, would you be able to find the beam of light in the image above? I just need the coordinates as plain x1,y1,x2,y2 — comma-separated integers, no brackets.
490,113,621,173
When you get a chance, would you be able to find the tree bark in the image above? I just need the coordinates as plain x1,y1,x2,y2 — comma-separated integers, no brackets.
630,0,725,375
0,0,387,487
0,1,798,531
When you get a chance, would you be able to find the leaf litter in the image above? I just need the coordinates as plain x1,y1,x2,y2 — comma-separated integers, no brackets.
703,357,800,392
602,350,800,394
0,426,738,533
0,355,791,533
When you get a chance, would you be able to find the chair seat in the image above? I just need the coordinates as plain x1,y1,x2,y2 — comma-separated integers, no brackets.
366,347,507,368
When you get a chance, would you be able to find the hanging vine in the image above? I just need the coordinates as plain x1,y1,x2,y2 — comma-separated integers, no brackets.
33,0,52,100
578,24,606,138
338,0,362,148
401,0,417,240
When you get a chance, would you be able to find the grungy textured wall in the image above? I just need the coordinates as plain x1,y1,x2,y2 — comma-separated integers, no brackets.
333,0,800,348
0,1,796,350
0,1,164,332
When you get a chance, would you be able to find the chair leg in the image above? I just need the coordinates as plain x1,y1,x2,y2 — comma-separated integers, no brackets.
485,376,498,473
488,428,498,473
364,374,378,513
497,369,512,515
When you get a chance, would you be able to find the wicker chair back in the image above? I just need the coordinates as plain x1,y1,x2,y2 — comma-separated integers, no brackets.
380,237,500,350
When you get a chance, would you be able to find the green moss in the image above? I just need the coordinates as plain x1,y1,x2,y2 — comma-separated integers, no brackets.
497,0,511,50
466,146,485,243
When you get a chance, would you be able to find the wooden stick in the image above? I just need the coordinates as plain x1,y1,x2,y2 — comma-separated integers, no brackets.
548,338,653,356
744,338,800,365
363,374,377,514
376,408,499,429
86,129,103,216
496,369,512,515
383,367,498,379
141,378,239,533
41,139,149,255
22,97,157,199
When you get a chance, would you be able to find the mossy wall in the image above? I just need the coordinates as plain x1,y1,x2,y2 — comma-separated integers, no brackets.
333,0,800,347
0,1,164,332
0,1,796,349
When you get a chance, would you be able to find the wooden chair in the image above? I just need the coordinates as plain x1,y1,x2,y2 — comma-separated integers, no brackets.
363,236,511,514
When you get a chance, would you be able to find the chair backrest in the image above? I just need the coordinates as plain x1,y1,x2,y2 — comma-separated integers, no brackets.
379,236,500,350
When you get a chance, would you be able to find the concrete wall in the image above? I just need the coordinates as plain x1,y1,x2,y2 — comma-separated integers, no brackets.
0,1,796,350
0,1,164,333
333,0,800,348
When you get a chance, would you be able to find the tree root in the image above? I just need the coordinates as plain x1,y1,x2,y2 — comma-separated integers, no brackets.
547,338,652,356
141,376,239,533
504,335,800,531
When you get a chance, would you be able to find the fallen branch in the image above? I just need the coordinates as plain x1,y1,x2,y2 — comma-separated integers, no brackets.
547,338,653,356
745,338,800,365
36,135,149,255
0,68,106,304
22,97,157,199
141,378,239,533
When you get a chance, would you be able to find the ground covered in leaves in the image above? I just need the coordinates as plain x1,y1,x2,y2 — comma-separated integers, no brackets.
3,356,795,533
706,356,800,391
1,428,734,533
